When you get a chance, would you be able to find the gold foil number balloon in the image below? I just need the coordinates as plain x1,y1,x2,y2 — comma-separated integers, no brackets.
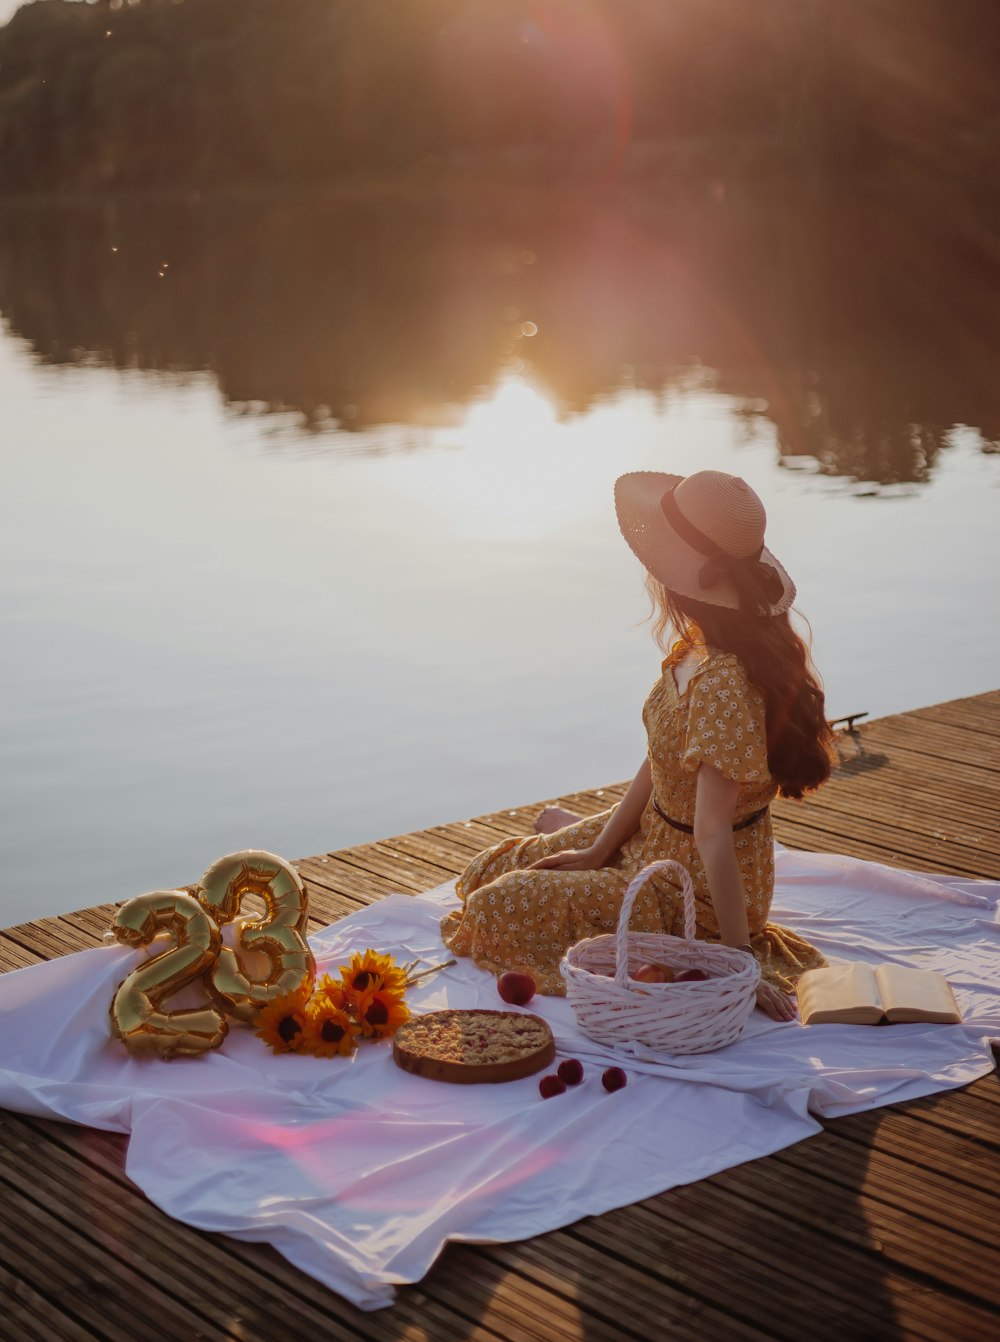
109,891,229,1058
194,849,315,1022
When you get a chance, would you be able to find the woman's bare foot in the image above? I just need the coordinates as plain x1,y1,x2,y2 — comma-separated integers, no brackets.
534,806,582,834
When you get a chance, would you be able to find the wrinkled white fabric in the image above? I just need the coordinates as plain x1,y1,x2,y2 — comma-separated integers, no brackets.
0,845,997,1310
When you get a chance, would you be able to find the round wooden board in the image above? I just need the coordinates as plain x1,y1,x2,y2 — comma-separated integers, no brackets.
392,1008,556,1084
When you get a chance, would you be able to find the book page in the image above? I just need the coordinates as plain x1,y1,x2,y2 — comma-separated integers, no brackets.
874,964,963,1024
796,962,883,1026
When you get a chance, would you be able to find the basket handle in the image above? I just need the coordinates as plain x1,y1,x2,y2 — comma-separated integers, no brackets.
614,859,695,990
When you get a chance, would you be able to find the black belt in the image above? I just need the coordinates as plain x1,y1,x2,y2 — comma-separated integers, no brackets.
652,798,769,835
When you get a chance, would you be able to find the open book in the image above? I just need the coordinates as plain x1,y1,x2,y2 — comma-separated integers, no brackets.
796,962,962,1026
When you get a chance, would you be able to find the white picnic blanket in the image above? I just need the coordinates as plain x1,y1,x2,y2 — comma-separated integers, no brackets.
0,845,998,1310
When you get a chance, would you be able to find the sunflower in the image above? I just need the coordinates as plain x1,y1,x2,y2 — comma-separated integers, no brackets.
255,991,312,1054
353,984,410,1040
338,949,408,1004
305,998,359,1058
314,973,349,1011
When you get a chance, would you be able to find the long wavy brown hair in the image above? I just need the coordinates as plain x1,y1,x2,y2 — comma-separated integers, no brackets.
643,572,837,800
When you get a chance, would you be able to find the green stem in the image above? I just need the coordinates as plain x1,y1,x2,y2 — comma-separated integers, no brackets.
405,958,457,986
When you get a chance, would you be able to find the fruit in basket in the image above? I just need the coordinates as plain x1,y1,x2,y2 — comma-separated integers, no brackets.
675,967,710,982
498,970,536,1005
632,962,674,984
602,1066,627,1092
557,1058,584,1086
539,1074,566,1099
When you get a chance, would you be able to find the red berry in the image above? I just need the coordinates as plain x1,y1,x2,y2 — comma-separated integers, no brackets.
557,1058,584,1086
539,1074,566,1099
602,1066,627,1092
498,970,536,1005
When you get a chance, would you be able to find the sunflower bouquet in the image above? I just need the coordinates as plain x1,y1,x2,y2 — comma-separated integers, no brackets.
255,948,452,1056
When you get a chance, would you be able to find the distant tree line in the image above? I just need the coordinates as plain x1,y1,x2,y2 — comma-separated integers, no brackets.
2,180,996,480
0,0,997,192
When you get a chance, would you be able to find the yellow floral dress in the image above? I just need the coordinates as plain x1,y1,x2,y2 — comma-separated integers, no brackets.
440,649,828,996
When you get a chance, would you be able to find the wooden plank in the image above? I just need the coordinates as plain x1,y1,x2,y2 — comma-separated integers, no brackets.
322,841,449,890
840,745,1000,805
813,777,1000,836
413,1245,618,1342
797,782,1000,853
823,745,1000,818
773,795,1000,872
0,1180,226,1342
368,838,460,884
0,917,93,964
633,1188,999,1342
823,1103,1000,1192
297,873,373,919
771,1127,1000,1252
877,1089,1000,1150
477,1231,776,1342
428,816,512,846
826,758,1000,817
897,700,1000,740
777,796,1000,875
580,1192,926,1341
58,906,123,943
911,702,1000,738
0,932,46,973
433,818,519,849
0,1265,100,1342
868,718,1000,772
300,886,368,928
295,855,400,904
51,914,106,947
710,1144,1000,1304
771,814,992,879
570,1196,979,1342
376,828,488,875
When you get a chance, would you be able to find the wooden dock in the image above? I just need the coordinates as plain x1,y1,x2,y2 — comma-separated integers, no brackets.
2,690,999,1341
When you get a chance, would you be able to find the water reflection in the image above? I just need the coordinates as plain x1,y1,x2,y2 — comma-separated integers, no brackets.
1,180,997,484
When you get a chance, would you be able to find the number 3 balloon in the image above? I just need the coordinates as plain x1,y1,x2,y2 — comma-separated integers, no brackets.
193,849,316,1022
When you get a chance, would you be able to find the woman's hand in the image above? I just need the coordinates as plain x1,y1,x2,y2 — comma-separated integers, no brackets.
527,845,606,873
755,981,797,1022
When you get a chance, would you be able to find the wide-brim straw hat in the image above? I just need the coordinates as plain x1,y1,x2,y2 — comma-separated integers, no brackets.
614,470,796,616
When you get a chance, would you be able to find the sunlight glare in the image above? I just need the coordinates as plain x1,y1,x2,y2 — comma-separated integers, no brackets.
414,374,594,540
462,374,556,443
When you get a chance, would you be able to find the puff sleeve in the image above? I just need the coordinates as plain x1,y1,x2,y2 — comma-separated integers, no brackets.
681,657,771,784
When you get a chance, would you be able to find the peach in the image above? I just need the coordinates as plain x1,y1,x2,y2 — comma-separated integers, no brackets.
498,970,536,1005
632,962,674,984
675,967,710,982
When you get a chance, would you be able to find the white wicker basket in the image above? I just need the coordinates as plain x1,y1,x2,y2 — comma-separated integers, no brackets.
560,859,760,1054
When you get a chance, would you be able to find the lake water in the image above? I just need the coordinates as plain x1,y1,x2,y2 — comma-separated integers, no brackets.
2,182,999,926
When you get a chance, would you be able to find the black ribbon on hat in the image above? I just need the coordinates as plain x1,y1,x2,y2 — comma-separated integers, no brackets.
660,486,785,614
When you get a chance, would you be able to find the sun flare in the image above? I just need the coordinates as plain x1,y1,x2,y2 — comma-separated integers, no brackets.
402,374,598,541
460,374,559,445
